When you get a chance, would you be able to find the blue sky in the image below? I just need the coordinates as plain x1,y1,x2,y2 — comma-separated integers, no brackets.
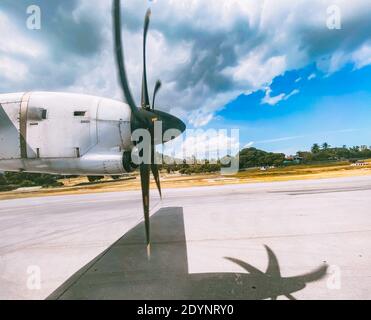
0,0,371,156
212,64,371,154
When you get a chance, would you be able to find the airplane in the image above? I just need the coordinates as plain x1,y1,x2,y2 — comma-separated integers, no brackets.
0,0,186,257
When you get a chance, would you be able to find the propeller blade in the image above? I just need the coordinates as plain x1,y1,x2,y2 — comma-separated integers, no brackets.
149,123,162,197
139,163,151,258
141,9,151,109
112,0,140,117
152,80,162,110
265,245,281,278
151,161,162,198
289,264,328,283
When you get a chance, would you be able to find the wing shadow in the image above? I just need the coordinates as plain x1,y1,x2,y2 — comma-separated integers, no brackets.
48,207,327,300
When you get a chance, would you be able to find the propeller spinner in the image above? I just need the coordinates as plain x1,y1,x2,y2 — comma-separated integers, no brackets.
112,0,186,258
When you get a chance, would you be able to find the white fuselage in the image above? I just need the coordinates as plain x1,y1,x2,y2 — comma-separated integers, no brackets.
0,92,133,175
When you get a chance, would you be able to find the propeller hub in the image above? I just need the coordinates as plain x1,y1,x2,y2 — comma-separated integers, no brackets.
131,108,186,144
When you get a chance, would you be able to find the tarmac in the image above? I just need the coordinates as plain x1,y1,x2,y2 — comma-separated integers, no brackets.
0,175,371,299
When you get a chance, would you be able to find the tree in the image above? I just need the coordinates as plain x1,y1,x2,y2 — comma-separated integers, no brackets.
360,145,368,151
321,142,330,150
3,172,63,187
0,174,6,186
239,148,285,168
311,143,320,153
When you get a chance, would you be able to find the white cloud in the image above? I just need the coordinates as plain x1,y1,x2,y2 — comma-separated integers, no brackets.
74,0,371,125
0,12,45,59
243,141,255,148
308,73,317,80
262,87,286,106
285,89,300,100
0,11,45,83
224,54,287,92
254,128,362,146
352,43,371,70
0,57,28,82
188,111,214,128
184,130,239,159
162,128,240,160
262,88,299,106
1,0,370,126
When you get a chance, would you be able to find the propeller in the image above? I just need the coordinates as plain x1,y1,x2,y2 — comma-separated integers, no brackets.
152,80,162,110
225,245,328,300
141,9,151,109
112,0,186,258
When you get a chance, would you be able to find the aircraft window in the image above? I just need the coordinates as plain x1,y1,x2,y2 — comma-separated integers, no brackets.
28,107,47,121
74,111,86,117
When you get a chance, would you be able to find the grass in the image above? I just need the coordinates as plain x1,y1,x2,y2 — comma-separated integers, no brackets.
0,160,370,200
234,160,371,182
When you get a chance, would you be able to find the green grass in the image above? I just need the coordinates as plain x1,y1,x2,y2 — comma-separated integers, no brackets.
234,161,365,179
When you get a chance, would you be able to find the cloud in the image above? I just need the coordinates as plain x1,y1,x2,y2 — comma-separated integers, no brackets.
285,89,300,100
162,128,240,160
308,73,317,80
0,57,28,82
261,88,299,106
0,0,107,93
254,128,362,145
0,10,46,83
243,141,255,148
261,88,286,106
0,0,370,126
0,11,45,59
352,42,371,69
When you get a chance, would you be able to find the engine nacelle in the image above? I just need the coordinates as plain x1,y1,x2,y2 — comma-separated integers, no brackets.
122,149,139,173
0,150,139,176
71,152,125,175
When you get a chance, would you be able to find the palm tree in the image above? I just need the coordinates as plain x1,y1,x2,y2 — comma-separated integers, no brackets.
311,143,320,153
322,142,330,150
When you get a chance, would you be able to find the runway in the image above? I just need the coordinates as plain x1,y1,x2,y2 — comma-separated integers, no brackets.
1,175,371,299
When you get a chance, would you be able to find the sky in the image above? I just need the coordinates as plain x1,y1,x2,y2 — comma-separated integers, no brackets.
0,0,371,156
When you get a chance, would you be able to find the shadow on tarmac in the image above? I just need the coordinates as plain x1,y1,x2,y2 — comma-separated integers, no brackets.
48,207,327,300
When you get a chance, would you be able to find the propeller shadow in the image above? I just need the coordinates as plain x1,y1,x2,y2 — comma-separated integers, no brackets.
48,207,328,300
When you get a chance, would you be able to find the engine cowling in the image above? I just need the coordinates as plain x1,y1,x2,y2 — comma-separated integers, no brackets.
0,151,140,176
122,149,139,173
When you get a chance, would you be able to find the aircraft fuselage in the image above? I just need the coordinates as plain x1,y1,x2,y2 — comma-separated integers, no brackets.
0,92,134,175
